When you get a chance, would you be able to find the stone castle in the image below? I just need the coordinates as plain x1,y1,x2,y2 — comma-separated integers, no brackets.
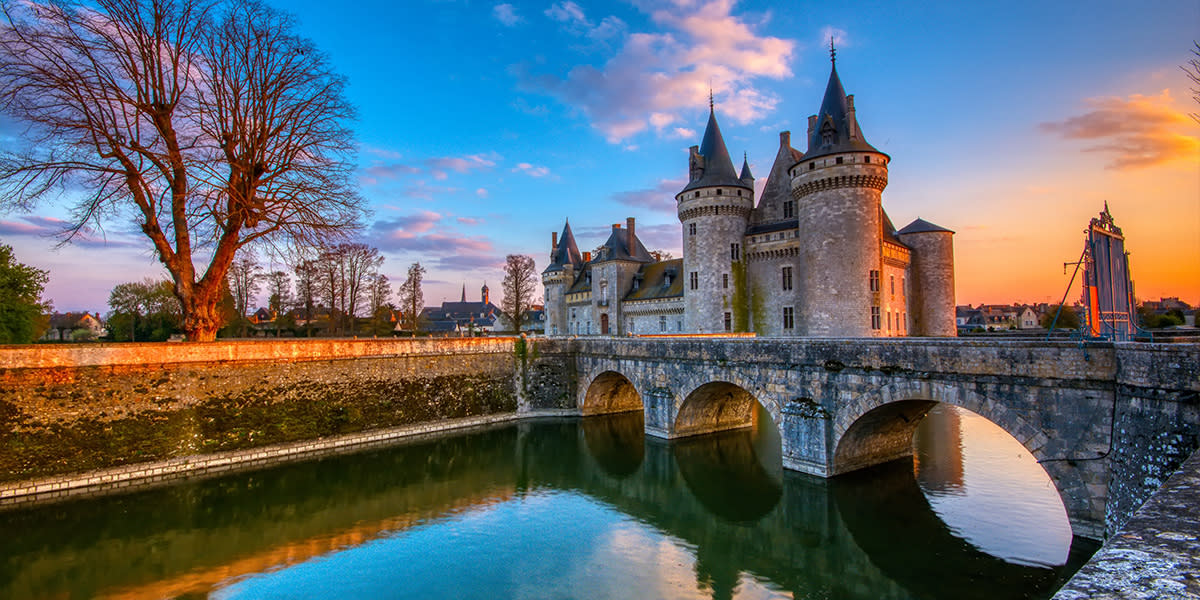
542,55,956,337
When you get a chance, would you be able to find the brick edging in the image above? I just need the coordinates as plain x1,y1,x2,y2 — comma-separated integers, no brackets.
0,409,579,510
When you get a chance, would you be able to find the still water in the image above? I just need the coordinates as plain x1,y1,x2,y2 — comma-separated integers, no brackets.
0,405,1097,599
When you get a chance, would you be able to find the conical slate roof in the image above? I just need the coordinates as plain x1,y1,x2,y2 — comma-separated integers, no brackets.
740,154,754,181
682,107,753,193
544,220,583,272
898,217,955,235
805,61,881,160
595,225,653,263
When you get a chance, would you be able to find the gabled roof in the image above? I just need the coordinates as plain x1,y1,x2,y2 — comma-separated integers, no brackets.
751,131,804,226
544,220,583,273
682,107,753,193
898,218,955,235
805,60,881,161
624,259,684,301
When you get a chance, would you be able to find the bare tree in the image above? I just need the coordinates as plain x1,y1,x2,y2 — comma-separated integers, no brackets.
366,272,392,335
649,250,674,261
265,270,291,314
501,254,537,333
0,0,363,341
340,243,382,326
292,257,319,335
226,252,261,335
397,262,425,333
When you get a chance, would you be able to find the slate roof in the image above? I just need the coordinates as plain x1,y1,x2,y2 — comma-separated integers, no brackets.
751,131,804,226
681,108,753,193
746,220,799,236
624,259,684,301
544,220,583,273
805,61,882,161
897,218,955,235
594,225,654,263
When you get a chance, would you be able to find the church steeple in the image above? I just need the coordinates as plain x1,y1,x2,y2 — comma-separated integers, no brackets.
460,284,466,303
739,152,754,184
545,219,582,273
804,54,883,160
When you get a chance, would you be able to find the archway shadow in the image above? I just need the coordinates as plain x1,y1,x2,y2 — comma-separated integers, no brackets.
582,371,642,416
581,411,645,479
672,428,782,525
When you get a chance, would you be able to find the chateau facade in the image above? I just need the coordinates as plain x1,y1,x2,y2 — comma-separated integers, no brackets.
542,57,956,338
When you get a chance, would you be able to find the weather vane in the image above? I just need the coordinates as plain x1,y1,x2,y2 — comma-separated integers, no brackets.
830,36,837,63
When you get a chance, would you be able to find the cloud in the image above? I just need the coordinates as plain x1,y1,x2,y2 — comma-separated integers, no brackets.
369,214,498,270
493,3,523,26
1039,90,1200,169
517,0,794,142
669,127,696,139
401,181,463,200
611,178,686,215
819,26,848,50
475,188,489,198
0,215,140,248
513,162,551,177
457,216,483,225
360,152,500,185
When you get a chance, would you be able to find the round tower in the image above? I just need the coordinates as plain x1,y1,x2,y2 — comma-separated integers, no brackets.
897,219,956,336
791,53,889,337
676,104,754,333
542,220,582,336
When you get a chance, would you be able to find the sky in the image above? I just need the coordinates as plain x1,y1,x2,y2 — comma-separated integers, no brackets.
2,0,1198,313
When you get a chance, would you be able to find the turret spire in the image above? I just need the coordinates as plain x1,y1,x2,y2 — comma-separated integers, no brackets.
830,36,836,64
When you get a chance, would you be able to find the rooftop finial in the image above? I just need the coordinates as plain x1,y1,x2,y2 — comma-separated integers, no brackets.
830,36,836,64
709,84,714,111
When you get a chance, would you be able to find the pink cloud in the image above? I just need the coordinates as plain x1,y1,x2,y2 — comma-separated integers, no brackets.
612,178,686,215
493,3,523,27
517,0,794,142
513,162,551,177
1039,90,1199,169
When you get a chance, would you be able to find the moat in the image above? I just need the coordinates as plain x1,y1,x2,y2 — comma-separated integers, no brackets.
0,406,1098,599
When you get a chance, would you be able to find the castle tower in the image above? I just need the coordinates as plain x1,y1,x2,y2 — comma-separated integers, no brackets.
542,220,582,336
676,103,754,333
591,217,653,335
791,51,890,337
898,218,956,336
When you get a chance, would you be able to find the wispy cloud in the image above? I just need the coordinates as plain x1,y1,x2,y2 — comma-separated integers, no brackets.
0,215,140,248
493,3,523,27
545,1,626,45
1039,90,1200,169
360,152,501,185
515,0,795,142
513,162,551,177
369,214,498,270
401,181,463,200
611,178,686,215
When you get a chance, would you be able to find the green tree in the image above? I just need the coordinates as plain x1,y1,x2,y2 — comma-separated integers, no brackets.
0,0,363,341
106,279,182,342
1040,305,1081,330
0,243,50,343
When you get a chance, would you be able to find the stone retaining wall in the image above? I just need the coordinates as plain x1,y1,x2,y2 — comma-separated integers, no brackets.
0,337,575,493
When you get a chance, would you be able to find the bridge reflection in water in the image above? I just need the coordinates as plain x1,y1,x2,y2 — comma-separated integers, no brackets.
0,411,1097,600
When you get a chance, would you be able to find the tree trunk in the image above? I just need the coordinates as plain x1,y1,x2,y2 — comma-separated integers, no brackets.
180,283,223,342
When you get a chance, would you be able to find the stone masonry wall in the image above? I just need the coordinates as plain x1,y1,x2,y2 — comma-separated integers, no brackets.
0,338,573,484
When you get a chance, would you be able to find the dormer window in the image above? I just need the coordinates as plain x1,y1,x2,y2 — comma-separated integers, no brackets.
820,121,836,146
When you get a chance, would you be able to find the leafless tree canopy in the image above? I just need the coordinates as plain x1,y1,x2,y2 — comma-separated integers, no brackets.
0,0,363,340
501,254,537,333
1185,41,1200,124
226,251,260,334
397,262,425,332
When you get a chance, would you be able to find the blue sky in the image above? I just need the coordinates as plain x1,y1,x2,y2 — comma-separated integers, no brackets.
4,0,1198,312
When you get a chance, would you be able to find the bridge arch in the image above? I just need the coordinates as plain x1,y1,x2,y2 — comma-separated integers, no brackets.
832,379,1097,537
673,380,779,439
581,370,643,416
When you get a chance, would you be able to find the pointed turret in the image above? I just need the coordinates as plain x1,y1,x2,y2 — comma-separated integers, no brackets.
740,153,754,185
460,284,466,303
544,219,583,273
804,53,882,160
682,106,753,193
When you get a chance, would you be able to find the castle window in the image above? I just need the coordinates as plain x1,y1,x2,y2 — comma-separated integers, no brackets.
869,270,881,292
783,200,795,219
836,156,844,165
716,189,722,195
677,320,683,332
723,273,729,289
689,223,696,236
783,306,794,330
781,266,792,291
887,312,892,331
690,272,698,290
736,190,742,197
809,161,815,170
659,316,667,332
864,155,871,164
871,307,881,330
730,243,740,261
903,312,907,333
890,275,895,296
724,312,731,332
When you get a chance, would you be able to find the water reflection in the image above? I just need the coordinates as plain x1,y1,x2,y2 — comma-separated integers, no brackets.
0,412,1096,600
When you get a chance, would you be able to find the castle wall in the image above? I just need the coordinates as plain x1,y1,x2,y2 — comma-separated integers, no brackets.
791,154,888,336
679,191,753,333
899,231,956,336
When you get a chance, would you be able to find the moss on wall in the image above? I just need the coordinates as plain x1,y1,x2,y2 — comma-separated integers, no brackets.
731,260,750,332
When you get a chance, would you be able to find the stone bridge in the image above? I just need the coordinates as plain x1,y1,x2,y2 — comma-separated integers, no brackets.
556,337,1200,540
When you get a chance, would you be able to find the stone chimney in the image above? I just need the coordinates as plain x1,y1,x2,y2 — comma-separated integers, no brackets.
846,94,857,139
807,115,817,137
780,130,790,149
583,251,591,262
626,217,635,252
